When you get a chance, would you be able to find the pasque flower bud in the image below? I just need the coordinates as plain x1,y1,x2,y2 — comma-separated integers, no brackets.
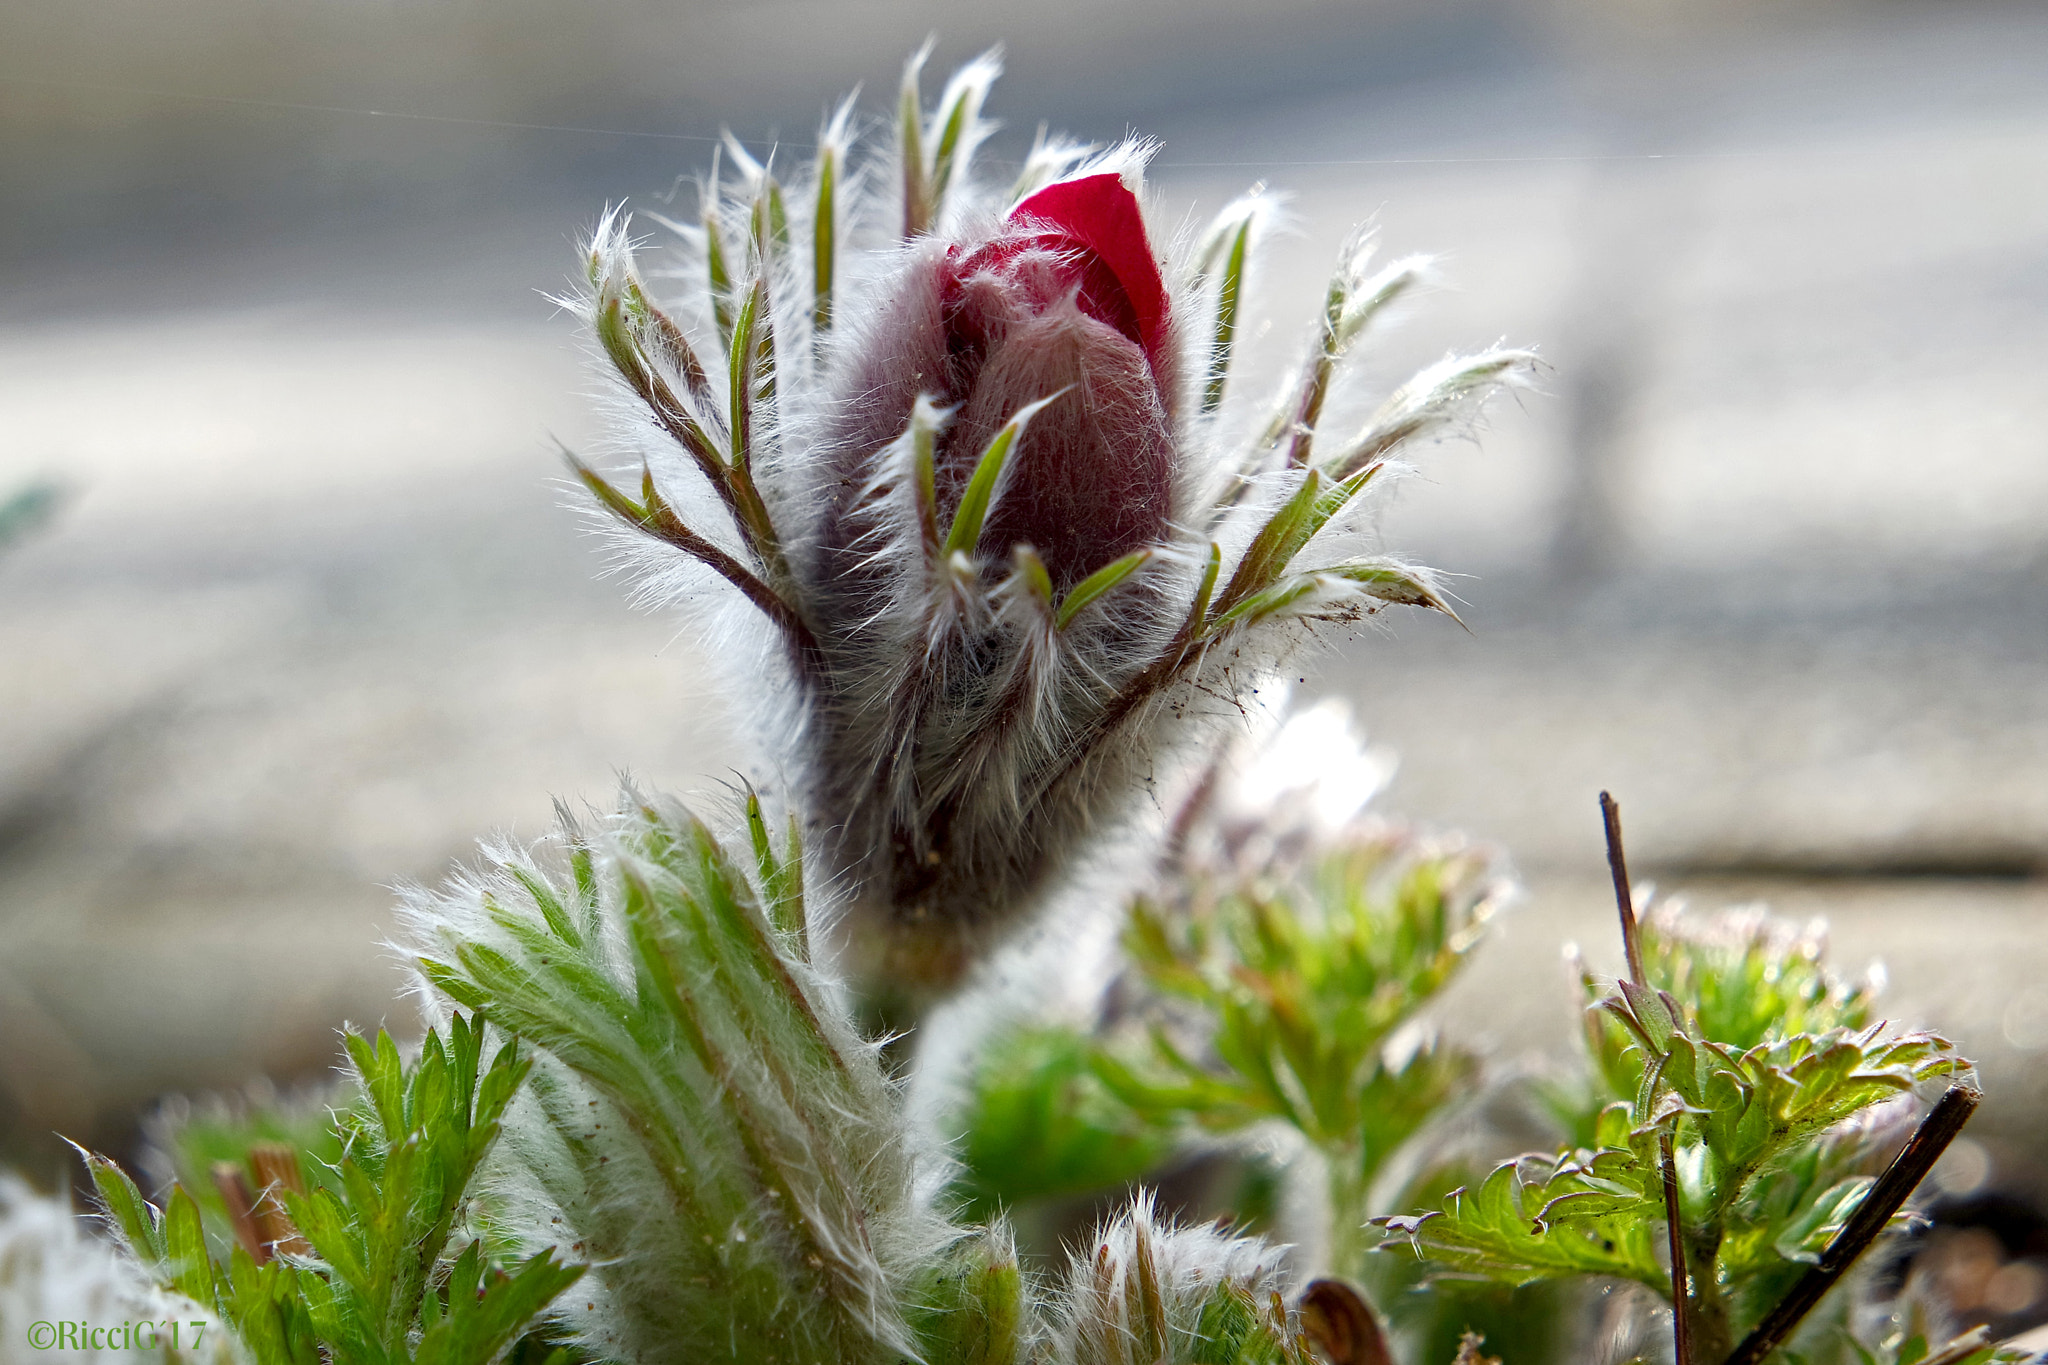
819,172,1175,592
570,50,1531,1022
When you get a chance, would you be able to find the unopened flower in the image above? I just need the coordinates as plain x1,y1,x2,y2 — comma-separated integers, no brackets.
1051,1193,1308,1365
814,169,1176,595
570,48,1533,1017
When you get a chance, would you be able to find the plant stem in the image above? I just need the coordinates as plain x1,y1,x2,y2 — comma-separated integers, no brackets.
1599,790,1645,986
1326,1147,1374,1281
1603,792,1692,1365
1724,1085,1981,1365
1660,1133,1694,1365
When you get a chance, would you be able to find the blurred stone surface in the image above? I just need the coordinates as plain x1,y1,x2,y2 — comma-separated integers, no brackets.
0,1,2044,1195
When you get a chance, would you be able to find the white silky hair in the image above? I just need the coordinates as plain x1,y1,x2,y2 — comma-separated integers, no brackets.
397,793,968,1365
1050,1191,1300,1365
564,51,1533,1013
0,1176,243,1365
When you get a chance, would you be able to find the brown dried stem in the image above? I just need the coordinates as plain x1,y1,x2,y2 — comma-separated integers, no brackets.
1660,1132,1694,1365
1724,1084,1982,1365
247,1143,312,1259
1602,792,1691,1365
1600,790,1645,986
210,1163,266,1264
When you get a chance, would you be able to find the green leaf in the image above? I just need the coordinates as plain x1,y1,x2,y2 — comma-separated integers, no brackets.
898,45,931,236
904,396,946,562
1213,460,1388,625
164,1185,217,1307
813,124,841,333
907,1231,1023,1365
78,1147,167,1267
1323,348,1534,481
1056,549,1151,629
928,84,976,208
763,178,790,257
943,392,1061,558
726,276,764,469
413,1245,584,1365
1313,558,1459,616
1202,214,1252,415
946,1026,1177,1218
1213,470,1322,616
1205,575,1320,631
567,456,648,528
1014,544,1055,616
1331,255,1426,351
509,865,582,948
417,956,490,1012
284,1187,369,1298
704,205,735,347
1374,1154,1666,1290
1186,541,1223,637
1769,1176,1876,1267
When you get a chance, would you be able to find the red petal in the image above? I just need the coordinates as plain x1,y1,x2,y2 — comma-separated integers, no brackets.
1008,173,1169,366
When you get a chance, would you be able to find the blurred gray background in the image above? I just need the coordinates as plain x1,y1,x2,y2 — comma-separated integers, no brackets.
2,0,2044,1224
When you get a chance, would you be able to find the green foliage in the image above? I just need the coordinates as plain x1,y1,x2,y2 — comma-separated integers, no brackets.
1107,832,1495,1151
1376,1147,1665,1290
411,797,955,1365
1634,908,1878,1052
907,1228,1027,1365
1095,829,1500,1275
1377,900,1976,1364
145,1090,349,1272
75,784,1994,1365
1569,907,1883,1114
295,1018,555,1358
938,823,1504,1302
946,1024,1177,1222
1811,1324,2037,1365
83,1015,580,1365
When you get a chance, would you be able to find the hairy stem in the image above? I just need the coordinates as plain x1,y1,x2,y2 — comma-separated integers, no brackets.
1326,1145,1374,1281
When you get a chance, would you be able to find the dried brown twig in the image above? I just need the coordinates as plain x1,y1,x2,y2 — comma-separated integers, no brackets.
1600,791,1693,1365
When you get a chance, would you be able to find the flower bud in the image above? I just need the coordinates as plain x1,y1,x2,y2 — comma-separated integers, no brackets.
818,171,1175,591
574,54,1528,1022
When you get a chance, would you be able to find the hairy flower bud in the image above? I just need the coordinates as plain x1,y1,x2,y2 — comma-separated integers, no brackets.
571,51,1530,1023
822,172,1175,591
